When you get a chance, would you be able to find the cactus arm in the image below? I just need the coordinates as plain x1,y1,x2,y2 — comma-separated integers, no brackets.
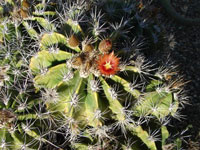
158,0,200,25
54,74,87,127
39,32,68,50
11,93,24,109
99,77,125,121
146,80,163,92
30,50,72,74
84,74,102,127
25,99,42,109
111,75,141,99
130,125,157,150
70,76,86,118
0,23,16,41
26,17,56,32
125,66,139,73
21,123,45,142
10,132,30,149
66,19,84,36
47,71,84,118
13,99,42,113
134,91,178,119
33,11,56,16
0,129,22,149
22,21,38,39
23,127,61,150
21,123,60,149
0,129,37,149
161,126,169,146
17,114,38,120
33,3,57,16
33,63,68,89
40,32,81,52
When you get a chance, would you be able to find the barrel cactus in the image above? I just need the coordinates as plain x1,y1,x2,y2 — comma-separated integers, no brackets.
27,0,186,149
0,45,58,150
0,0,187,149
0,81,57,150
0,1,59,149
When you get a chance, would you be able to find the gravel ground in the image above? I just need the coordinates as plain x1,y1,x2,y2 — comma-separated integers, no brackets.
139,0,200,149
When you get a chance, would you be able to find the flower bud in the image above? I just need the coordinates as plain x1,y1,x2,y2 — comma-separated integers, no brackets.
68,34,79,47
83,44,94,53
98,39,112,53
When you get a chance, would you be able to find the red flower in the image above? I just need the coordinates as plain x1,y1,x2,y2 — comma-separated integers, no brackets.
97,52,120,76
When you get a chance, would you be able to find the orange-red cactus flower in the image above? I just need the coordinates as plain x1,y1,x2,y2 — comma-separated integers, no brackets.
98,52,120,76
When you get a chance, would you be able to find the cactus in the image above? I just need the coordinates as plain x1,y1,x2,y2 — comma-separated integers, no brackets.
27,0,186,149
30,40,184,149
0,84,51,150
0,0,188,149
0,43,56,149
0,2,60,149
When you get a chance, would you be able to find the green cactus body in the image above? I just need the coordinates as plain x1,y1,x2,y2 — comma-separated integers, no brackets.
0,0,187,149
29,1,181,148
0,67,51,150
0,3,59,149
